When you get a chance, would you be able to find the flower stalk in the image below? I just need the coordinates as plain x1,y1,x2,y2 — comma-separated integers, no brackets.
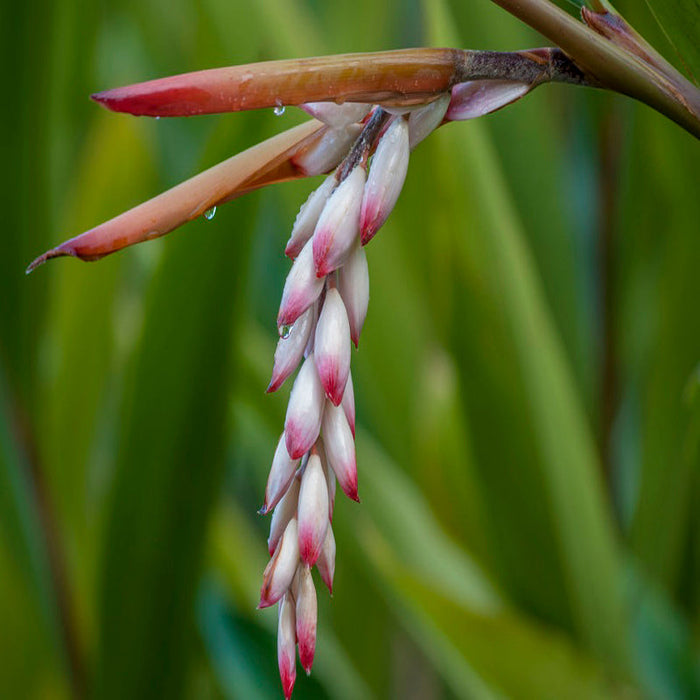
489,0,700,138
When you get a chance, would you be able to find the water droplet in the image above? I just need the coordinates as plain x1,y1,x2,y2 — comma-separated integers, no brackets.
203,206,217,221
278,324,292,339
273,103,286,116
155,116,161,120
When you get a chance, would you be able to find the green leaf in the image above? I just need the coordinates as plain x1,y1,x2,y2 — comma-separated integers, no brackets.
644,0,700,80
94,127,255,698
423,0,631,668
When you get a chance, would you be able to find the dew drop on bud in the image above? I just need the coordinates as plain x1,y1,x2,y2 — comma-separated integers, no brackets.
274,104,286,116
203,206,217,221
278,324,292,339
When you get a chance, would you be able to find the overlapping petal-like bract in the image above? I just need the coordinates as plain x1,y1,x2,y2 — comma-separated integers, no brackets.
360,116,409,245
284,354,325,459
312,165,365,277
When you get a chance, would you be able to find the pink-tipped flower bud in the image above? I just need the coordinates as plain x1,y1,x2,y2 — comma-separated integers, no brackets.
408,94,450,149
284,354,325,459
285,176,335,259
337,242,369,347
360,116,409,245
341,370,356,438
316,526,336,594
268,306,315,393
293,124,362,177
260,518,300,608
297,452,330,566
312,165,365,277
268,477,300,556
294,566,318,674
300,102,371,128
260,433,300,514
277,593,297,700
321,401,358,502
314,288,351,406
445,80,530,121
277,238,325,328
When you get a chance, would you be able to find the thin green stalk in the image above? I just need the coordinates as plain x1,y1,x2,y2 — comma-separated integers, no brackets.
489,0,700,138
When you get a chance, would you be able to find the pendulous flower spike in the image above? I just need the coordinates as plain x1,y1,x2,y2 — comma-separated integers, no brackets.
284,354,325,460
314,288,352,406
360,116,410,245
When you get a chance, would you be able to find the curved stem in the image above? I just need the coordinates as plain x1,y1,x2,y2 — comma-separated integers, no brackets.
489,0,700,138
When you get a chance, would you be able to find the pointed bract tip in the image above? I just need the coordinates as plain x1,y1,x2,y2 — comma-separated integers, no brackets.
258,594,275,609
26,247,73,274
266,375,282,394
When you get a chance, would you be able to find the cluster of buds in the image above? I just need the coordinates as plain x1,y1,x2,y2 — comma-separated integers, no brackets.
25,46,598,700
257,100,445,697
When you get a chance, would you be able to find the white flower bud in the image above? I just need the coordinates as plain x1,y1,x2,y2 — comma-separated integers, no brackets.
277,237,325,328
261,433,300,514
294,565,318,674
268,477,300,556
337,242,369,347
284,354,325,459
360,116,409,245
446,80,530,121
260,518,300,608
312,165,365,277
300,102,371,128
297,452,330,566
322,400,358,502
408,94,450,149
277,593,297,699
268,306,315,393
294,124,362,176
316,526,336,594
314,288,351,406
285,175,335,259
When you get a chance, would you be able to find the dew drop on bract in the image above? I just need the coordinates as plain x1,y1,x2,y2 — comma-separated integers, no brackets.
273,104,286,116
203,206,217,221
278,324,292,339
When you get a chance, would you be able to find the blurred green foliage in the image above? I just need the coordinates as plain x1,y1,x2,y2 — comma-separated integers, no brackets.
1,0,699,698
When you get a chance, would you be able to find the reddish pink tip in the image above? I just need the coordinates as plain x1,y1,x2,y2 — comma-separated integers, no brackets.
299,650,315,676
